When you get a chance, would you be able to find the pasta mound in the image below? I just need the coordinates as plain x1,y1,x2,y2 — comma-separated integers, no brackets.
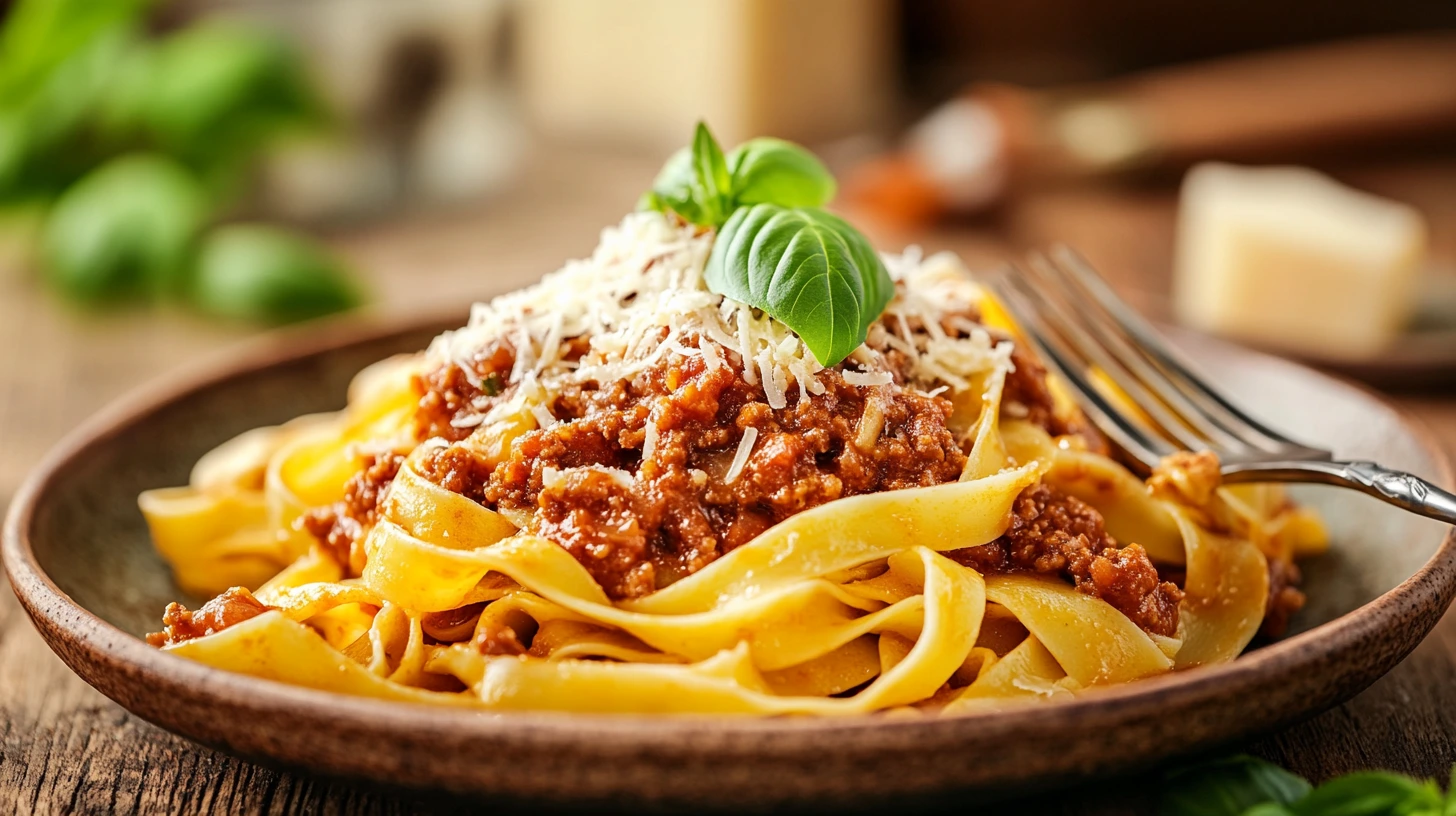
138,213,1327,714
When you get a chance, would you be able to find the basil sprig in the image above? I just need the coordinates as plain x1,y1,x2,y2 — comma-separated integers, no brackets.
728,136,837,209
642,122,886,367
1160,754,1456,816
642,124,837,227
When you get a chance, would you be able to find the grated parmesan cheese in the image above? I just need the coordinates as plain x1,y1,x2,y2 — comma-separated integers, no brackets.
725,426,759,484
530,403,557,430
426,212,1015,432
641,419,659,464
842,370,894,387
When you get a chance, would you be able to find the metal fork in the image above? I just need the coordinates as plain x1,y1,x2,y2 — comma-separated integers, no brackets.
987,245,1456,525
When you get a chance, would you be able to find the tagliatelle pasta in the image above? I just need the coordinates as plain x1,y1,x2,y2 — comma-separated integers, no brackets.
140,211,1329,715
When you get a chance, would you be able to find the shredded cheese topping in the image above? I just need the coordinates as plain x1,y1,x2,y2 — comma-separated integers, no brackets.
724,426,759,485
427,212,1012,426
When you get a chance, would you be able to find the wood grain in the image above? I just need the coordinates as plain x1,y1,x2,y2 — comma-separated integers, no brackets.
4,150,1456,814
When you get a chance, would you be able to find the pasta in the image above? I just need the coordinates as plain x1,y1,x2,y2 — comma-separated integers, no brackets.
140,211,1329,715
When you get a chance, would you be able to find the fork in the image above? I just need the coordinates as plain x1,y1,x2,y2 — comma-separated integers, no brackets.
987,245,1456,525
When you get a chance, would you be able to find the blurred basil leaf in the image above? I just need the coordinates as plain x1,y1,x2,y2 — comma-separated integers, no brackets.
1291,773,1442,816
41,153,207,301
0,26,146,202
190,224,361,324
1446,766,1456,816
1161,755,1312,816
139,23,329,182
1241,805,1297,816
0,0,152,103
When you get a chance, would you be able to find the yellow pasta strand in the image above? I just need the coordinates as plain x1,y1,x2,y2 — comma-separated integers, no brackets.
985,574,1173,686
168,612,475,707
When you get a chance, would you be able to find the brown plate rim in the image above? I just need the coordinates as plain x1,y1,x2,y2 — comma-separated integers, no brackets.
5,310,1456,751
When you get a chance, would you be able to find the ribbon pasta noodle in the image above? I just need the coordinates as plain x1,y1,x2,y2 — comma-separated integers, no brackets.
142,212,1327,715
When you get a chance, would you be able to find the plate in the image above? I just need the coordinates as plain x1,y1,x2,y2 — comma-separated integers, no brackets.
5,312,1455,811
1127,282,1456,389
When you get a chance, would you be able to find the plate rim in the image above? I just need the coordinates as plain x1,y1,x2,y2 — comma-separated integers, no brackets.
5,310,1456,782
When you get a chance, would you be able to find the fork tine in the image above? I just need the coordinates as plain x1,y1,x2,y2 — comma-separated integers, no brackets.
1026,252,1261,455
1019,253,1222,453
1048,245,1327,455
988,267,1173,473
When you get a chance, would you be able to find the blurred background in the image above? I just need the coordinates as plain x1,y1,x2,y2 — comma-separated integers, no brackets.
2,0,1456,505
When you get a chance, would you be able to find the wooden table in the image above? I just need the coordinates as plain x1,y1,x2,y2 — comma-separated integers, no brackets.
3,150,1455,813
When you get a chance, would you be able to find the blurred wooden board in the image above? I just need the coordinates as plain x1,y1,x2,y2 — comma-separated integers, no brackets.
3,148,1456,814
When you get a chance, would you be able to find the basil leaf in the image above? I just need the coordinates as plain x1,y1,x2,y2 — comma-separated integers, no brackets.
644,146,691,213
1242,805,1299,816
728,137,836,208
691,120,732,223
637,189,666,213
0,0,149,101
1160,756,1312,816
1445,765,1456,816
41,153,207,301
190,224,361,324
645,122,737,226
706,203,892,367
141,23,328,181
1291,773,1442,816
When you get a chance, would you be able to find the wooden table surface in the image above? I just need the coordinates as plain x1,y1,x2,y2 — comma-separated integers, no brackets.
3,150,1455,814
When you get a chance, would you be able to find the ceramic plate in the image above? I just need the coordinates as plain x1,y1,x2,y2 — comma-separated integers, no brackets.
5,312,1455,811
1128,283,1456,389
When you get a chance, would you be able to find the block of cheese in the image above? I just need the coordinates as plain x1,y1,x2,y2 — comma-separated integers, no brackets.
515,0,892,151
1174,162,1427,359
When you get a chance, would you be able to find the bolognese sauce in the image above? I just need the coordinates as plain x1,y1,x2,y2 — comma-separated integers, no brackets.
287,269,1293,640
363,328,1187,636
146,587,269,648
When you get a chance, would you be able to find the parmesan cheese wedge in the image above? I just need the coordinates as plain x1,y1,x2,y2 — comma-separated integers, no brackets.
1174,162,1427,359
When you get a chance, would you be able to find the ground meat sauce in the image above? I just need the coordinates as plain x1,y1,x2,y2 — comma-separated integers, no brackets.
950,485,1184,637
477,348,970,598
1002,343,1106,448
1001,344,1060,432
300,451,406,574
294,323,1186,636
414,341,517,443
146,587,269,647
1261,557,1307,639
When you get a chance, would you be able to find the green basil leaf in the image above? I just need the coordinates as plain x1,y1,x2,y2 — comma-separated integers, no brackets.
141,23,329,179
1291,773,1442,816
646,147,690,205
728,137,836,208
637,189,666,213
1242,804,1299,816
1160,756,1312,816
644,146,713,223
691,121,731,223
706,203,892,367
0,26,145,201
0,0,150,102
190,224,362,324
41,153,208,301
1444,765,1456,816
644,123,736,226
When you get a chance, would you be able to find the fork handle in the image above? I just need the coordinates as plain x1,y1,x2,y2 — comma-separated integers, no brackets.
1222,460,1456,525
